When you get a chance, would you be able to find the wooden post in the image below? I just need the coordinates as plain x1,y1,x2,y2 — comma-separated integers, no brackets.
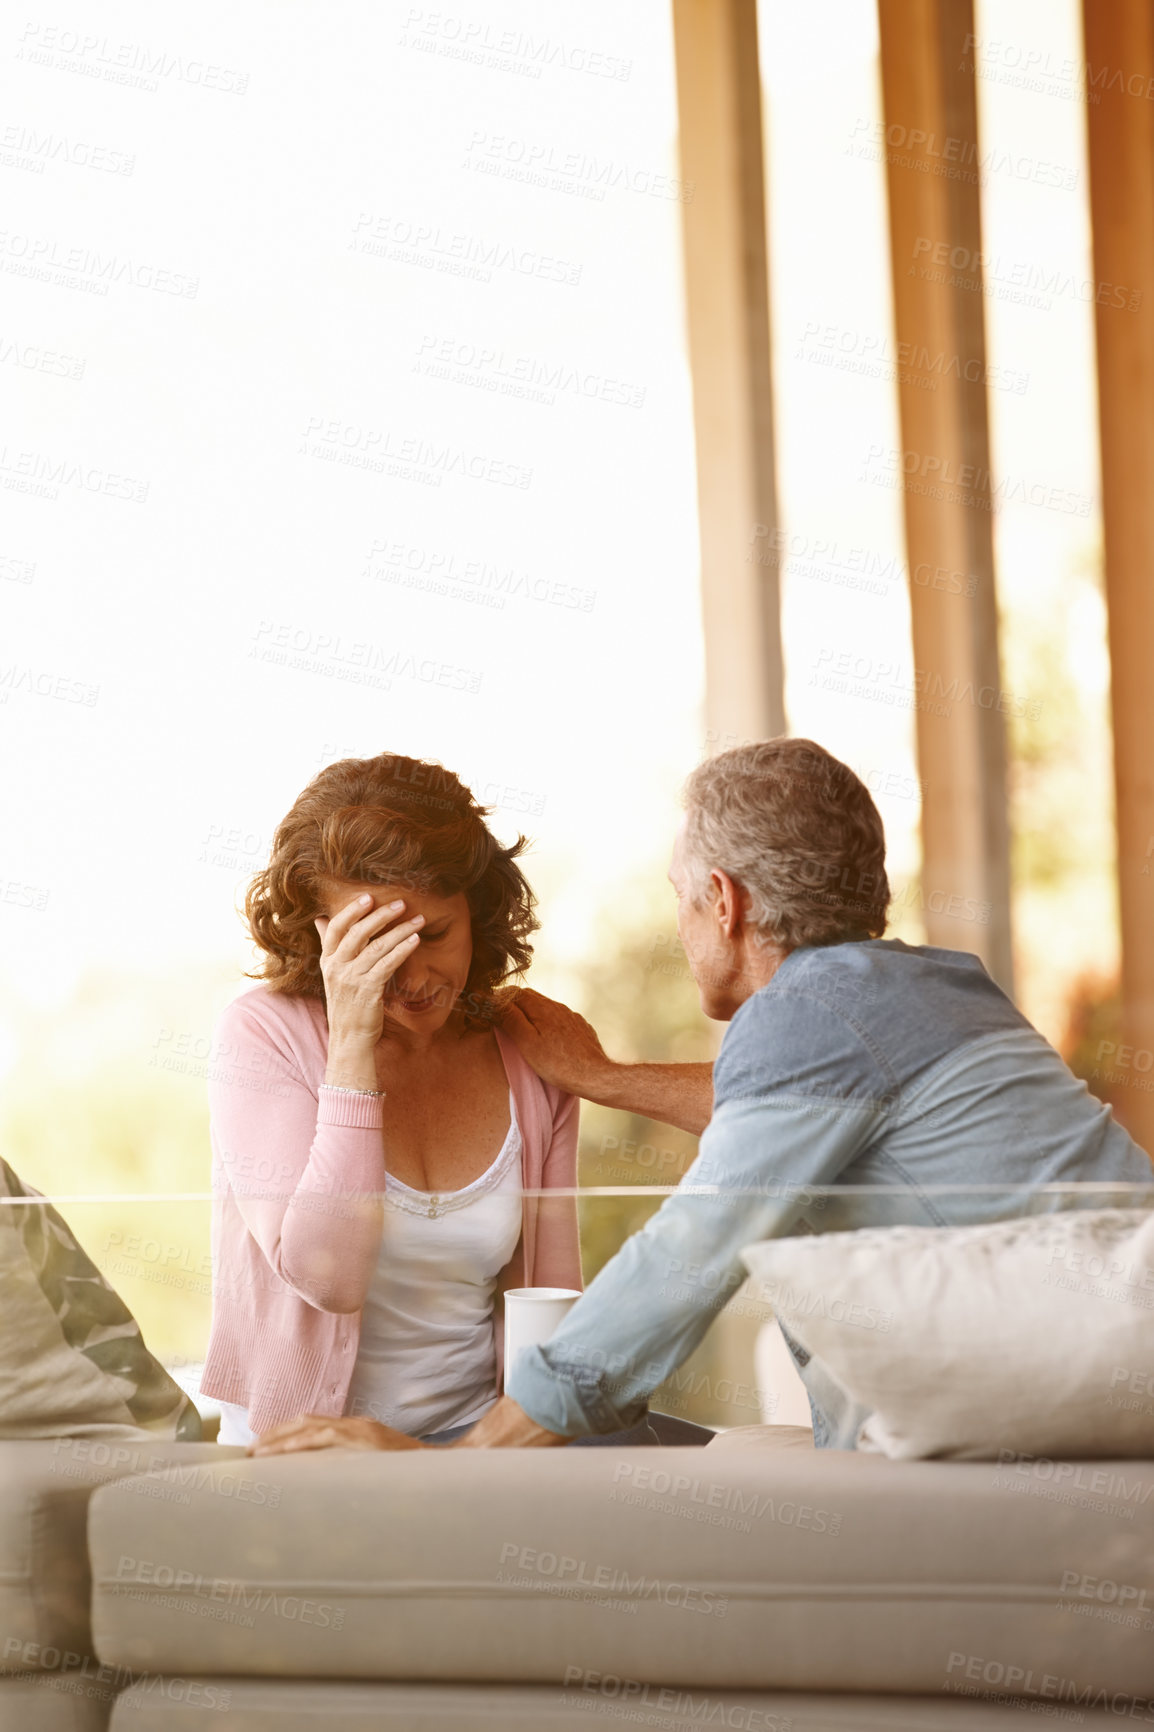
1083,0,1154,1157
877,0,1014,991
672,0,785,749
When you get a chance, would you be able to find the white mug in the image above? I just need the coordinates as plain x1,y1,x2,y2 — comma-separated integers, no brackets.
503,1286,581,1378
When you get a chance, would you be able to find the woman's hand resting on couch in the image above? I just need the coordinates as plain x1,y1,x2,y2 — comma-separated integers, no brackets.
250,1415,425,1456
249,1398,569,1454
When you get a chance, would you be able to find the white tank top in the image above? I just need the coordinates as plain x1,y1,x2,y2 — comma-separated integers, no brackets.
342,1099,523,1438
215,1099,523,1447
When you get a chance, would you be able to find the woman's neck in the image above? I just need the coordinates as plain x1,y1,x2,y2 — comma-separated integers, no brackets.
376,1007,482,1062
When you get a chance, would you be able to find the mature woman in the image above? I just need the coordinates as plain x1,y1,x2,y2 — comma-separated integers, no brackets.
199,752,580,1447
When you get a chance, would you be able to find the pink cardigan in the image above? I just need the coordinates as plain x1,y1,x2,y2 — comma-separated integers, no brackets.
200,986,582,1435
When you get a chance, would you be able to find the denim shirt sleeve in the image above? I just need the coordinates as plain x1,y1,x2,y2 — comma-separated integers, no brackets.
506,985,893,1437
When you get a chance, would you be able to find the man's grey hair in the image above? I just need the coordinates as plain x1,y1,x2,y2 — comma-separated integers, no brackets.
681,738,890,950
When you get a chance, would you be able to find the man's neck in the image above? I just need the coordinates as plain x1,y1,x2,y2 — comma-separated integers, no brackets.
736,937,792,999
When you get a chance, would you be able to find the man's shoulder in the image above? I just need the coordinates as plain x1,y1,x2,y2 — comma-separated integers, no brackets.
716,949,896,1106
761,938,1014,1018
770,939,901,1011
715,938,1021,1107
731,939,922,1031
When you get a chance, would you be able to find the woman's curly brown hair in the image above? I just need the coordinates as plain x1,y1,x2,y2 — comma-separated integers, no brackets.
245,754,538,1020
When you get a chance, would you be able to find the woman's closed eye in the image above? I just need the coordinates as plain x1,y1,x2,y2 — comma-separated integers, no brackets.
420,927,450,943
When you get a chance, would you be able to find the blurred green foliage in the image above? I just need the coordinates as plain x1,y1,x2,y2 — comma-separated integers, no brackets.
566,879,715,1281
996,549,1125,1119
1061,973,1124,1116
0,964,233,1365
1001,564,1114,897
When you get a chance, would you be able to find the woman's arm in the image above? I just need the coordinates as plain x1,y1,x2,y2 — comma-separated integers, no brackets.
209,998,387,1314
212,890,430,1312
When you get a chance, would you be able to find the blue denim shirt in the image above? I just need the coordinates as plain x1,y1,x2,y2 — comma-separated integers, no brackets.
507,939,1154,1445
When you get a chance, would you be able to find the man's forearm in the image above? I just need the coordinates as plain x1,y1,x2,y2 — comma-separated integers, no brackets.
590,1061,713,1137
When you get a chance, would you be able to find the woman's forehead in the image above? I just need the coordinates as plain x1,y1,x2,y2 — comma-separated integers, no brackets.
315,876,465,917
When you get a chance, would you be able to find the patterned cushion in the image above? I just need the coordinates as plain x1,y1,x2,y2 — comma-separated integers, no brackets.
0,1159,200,1440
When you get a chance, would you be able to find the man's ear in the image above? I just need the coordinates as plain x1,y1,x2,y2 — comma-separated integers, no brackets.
710,868,746,938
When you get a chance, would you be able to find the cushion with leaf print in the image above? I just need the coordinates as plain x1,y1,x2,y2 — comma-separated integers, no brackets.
0,1157,200,1440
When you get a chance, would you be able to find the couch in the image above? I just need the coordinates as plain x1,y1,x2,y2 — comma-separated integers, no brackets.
0,1438,247,1732
3,1426,1152,1730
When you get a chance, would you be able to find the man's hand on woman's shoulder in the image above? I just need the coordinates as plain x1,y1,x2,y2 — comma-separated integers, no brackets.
502,988,714,1133
501,989,614,1100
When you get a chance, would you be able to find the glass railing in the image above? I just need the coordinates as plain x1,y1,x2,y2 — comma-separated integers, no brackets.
4,1181,1151,1441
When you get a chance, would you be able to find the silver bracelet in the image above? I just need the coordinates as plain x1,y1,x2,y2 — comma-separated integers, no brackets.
321,1084,386,1098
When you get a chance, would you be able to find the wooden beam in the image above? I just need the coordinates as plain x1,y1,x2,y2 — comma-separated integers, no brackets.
1083,0,1154,1158
877,0,1014,991
672,0,785,749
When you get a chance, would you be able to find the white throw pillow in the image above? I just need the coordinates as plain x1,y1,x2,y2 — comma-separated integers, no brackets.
741,1208,1154,1460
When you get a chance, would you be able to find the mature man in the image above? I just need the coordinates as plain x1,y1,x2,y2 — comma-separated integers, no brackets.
257,738,1152,1455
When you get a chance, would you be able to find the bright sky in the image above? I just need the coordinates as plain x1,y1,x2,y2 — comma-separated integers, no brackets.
2,0,704,1008
1,0,1105,1038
